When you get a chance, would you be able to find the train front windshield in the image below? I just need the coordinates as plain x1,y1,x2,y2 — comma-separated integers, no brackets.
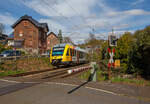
52,47,64,56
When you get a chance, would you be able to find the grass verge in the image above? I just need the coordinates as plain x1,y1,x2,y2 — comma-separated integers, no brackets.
80,69,108,81
110,77,146,86
0,57,53,71
0,70,25,77
80,68,150,86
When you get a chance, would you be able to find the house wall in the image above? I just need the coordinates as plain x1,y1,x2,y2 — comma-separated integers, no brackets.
47,33,59,50
38,29,47,53
14,20,47,54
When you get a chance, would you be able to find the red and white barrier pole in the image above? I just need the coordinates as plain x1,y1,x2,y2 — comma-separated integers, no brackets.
67,66,92,74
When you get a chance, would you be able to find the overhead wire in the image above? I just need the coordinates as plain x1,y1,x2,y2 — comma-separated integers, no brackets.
63,0,93,31
41,0,80,30
22,0,93,34
21,0,63,32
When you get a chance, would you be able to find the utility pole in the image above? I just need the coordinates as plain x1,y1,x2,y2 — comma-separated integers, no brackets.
58,29,63,43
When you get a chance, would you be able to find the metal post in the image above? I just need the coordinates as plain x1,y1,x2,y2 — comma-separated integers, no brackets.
108,67,111,80
90,62,97,82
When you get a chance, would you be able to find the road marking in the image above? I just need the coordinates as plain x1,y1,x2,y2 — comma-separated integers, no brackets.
85,86,117,95
0,79,118,96
0,79,20,83
44,82,78,87
44,82,118,96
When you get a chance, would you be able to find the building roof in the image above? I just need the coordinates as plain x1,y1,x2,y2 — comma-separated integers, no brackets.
47,32,58,38
12,14,49,32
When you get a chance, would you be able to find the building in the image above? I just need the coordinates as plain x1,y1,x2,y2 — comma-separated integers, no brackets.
7,32,14,47
12,15,49,54
0,34,8,45
7,38,14,46
47,32,59,51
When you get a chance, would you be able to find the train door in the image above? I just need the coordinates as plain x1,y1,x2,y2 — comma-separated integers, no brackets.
72,49,77,64
66,48,70,62
70,48,72,62
77,51,79,64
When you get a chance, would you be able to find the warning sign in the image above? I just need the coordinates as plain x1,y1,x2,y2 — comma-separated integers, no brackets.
107,48,115,68
115,59,120,68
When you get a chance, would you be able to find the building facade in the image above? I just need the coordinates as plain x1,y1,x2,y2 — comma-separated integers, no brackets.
47,32,59,51
12,15,49,54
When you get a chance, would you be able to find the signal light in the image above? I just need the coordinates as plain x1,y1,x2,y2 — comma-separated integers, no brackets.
108,35,117,46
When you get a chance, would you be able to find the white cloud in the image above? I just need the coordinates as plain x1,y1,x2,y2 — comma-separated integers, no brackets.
0,13,16,25
131,0,145,5
107,9,150,17
19,0,150,44
0,13,16,34
22,0,97,17
125,9,150,15
21,0,98,33
22,0,59,17
67,32,90,44
22,0,133,33
39,18,67,34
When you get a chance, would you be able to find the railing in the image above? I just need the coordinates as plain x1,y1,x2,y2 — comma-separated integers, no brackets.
0,55,49,63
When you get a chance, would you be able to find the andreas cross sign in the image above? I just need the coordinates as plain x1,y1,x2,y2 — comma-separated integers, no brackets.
107,48,115,68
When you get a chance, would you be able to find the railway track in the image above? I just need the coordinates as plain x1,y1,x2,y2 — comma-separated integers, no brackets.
41,65,91,80
33,63,91,80
7,63,91,81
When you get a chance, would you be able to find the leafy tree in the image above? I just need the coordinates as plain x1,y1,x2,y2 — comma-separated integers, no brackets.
85,33,103,48
128,26,150,78
113,32,134,72
115,32,133,59
101,40,109,60
0,43,6,53
79,33,104,62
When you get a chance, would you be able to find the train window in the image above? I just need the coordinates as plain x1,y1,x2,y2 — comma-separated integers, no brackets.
72,49,74,56
74,50,76,56
74,50,75,56
79,52,81,58
70,49,72,56
79,52,83,58
81,52,83,58
72,49,73,56
52,47,64,56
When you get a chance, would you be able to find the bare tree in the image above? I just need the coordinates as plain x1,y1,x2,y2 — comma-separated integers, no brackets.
0,23,5,34
63,37,74,44
89,32,96,40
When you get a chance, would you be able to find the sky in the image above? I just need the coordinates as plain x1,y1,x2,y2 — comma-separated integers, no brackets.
0,0,150,44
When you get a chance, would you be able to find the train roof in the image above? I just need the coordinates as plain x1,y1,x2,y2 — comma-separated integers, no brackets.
75,47,87,53
53,43,88,53
53,43,70,47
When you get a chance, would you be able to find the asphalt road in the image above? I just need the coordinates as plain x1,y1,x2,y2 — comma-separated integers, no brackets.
0,79,149,104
